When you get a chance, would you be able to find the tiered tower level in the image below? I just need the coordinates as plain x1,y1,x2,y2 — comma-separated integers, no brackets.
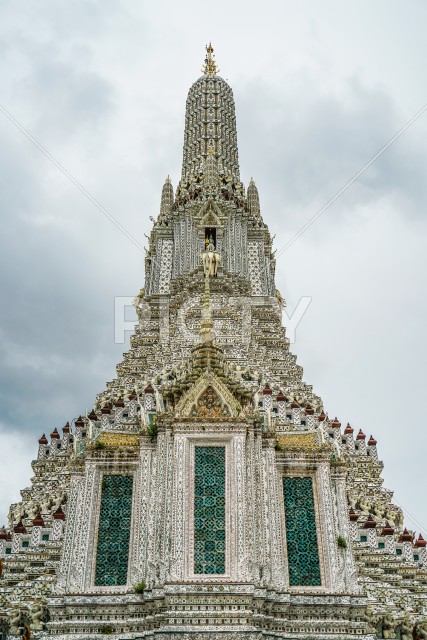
1,46,427,640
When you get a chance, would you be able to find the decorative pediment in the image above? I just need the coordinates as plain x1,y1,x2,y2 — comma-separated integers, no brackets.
175,371,241,419
198,199,223,227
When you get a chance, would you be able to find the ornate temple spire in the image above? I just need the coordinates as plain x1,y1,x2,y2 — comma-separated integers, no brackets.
159,175,174,217
181,45,240,183
247,178,260,217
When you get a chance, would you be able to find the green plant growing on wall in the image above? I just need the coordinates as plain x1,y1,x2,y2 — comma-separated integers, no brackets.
134,581,146,594
337,535,348,549
99,625,114,634
147,419,158,441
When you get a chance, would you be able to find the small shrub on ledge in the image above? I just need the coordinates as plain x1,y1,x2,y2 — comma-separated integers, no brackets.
134,581,146,594
147,422,158,442
99,625,114,635
337,535,348,549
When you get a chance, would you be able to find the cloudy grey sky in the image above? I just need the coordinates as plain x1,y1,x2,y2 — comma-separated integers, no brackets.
1,1,427,532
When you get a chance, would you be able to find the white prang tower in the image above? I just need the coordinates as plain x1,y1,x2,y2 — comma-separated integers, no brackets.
1,45,427,640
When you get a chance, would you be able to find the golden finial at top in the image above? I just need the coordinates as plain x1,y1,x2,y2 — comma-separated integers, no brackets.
202,43,220,76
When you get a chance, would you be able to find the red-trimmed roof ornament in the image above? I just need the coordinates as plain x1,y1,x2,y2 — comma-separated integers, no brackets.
50,428,60,440
415,534,427,548
305,404,314,415
364,515,376,528
368,435,377,446
38,434,48,445
32,512,45,527
356,429,366,440
290,399,300,409
53,507,65,520
381,522,395,536
114,397,125,407
349,508,358,522
144,385,154,394
332,417,341,428
399,528,413,542
318,411,326,422
101,405,111,415
344,422,354,434
262,385,273,395
276,391,287,402
75,416,85,427
62,422,70,433
88,411,98,421
14,519,27,534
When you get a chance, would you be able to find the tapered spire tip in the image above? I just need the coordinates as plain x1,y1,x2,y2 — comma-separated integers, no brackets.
202,43,220,76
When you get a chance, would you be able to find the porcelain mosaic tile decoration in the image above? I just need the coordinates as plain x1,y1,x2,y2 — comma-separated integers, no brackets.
1,44,427,640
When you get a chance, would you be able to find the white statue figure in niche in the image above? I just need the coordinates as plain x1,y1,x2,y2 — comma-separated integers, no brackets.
9,609,24,635
275,289,286,310
202,238,221,277
373,502,384,521
27,502,40,520
317,424,328,445
134,287,146,322
10,503,25,526
331,438,342,460
382,612,397,639
400,616,414,640
415,621,427,640
52,491,66,512
30,602,46,632
358,495,370,516
40,496,52,514
154,387,165,413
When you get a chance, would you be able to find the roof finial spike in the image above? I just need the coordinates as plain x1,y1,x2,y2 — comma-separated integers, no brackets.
202,42,220,76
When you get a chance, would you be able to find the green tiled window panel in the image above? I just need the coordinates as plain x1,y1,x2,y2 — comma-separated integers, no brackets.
95,475,133,586
283,476,321,586
194,446,225,574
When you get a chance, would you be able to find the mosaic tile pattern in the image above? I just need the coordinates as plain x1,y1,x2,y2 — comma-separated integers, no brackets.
194,446,225,574
283,476,321,586
95,475,133,586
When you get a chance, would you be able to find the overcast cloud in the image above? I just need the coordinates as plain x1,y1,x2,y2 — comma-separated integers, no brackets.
1,0,427,533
